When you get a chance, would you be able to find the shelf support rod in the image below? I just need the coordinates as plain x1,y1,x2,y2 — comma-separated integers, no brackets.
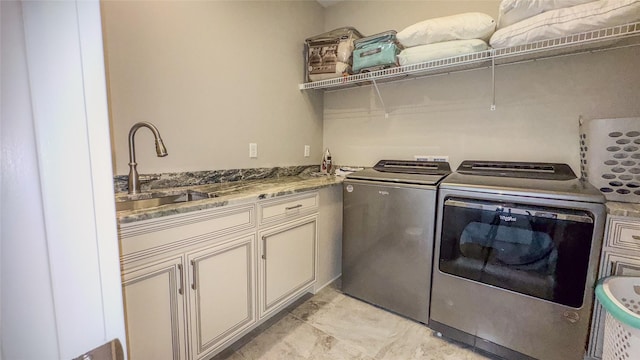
490,50,496,111
371,78,389,119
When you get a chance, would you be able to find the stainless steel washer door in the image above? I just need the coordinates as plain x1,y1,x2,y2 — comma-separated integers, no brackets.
342,179,437,324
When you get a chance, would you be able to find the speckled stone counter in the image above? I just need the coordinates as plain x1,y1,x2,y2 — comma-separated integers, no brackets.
606,201,640,218
113,165,323,193
116,174,344,224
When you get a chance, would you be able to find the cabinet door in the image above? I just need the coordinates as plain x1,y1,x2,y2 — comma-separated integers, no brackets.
187,235,255,360
259,216,317,318
589,252,640,359
122,256,188,360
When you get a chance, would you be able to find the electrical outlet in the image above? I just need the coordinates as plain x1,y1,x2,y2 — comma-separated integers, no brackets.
249,143,257,158
304,145,310,157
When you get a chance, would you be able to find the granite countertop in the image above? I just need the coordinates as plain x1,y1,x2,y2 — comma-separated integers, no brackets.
116,174,344,224
606,201,640,218
115,171,640,223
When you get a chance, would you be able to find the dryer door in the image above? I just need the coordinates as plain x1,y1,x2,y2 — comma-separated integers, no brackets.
438,197,595,308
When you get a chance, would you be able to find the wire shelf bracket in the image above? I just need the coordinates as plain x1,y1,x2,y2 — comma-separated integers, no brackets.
491,52,496,111
371,79,389,119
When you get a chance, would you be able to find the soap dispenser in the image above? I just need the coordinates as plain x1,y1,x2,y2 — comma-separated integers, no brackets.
321,148,332,174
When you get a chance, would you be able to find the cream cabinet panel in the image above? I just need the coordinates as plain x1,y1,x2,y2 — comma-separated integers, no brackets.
259,216,317,318
122,256,188,360
258,192,318,225
119,192,322,359
606,218,640,251
187,235,256,360
119,204,255,260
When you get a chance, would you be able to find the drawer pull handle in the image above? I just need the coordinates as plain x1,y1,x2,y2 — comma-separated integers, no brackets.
177,264,184,295
632,235,640,241
191,260,197,290
285,204,303,211
262,235,267,260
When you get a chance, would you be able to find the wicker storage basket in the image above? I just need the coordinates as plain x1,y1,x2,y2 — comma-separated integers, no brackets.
579,117,640,203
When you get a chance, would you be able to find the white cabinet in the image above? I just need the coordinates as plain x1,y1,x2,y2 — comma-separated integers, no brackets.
119,204,256,360
587,215,640,359
187,235,255,360
122,235,256,360
257,192,319,318
122,256,188,360
118,190,325,359
258,216,317,318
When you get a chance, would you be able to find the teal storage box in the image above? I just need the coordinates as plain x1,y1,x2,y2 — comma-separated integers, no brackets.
352,31,400,73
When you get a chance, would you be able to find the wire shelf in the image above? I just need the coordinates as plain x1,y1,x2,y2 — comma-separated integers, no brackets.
299,22,640,91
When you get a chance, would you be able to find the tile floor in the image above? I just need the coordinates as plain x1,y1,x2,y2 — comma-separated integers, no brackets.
214,283,493,360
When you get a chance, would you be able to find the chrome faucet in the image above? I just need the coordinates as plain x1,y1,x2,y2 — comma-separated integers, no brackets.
127,121,168,194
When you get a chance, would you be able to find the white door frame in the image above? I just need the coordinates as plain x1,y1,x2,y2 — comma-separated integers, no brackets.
1,1,126,358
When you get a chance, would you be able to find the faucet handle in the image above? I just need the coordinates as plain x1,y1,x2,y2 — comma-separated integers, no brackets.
138,175,160,183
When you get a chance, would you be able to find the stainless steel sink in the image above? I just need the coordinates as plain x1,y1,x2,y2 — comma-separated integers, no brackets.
115,191,211,212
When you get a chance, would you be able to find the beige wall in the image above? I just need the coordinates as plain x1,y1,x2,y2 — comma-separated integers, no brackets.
102,0,325,175
322,1,640,172
325,0,500,35
103,0,640,176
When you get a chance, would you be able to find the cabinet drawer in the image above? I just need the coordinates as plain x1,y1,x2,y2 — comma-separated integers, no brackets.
258,192,318,225
119,204,255,261
606,217,640,252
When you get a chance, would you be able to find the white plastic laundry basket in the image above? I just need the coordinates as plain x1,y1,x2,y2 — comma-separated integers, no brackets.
596,277,640,360
579,117,640,203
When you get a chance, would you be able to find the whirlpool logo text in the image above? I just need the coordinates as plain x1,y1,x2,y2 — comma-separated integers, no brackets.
499,215,517,222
